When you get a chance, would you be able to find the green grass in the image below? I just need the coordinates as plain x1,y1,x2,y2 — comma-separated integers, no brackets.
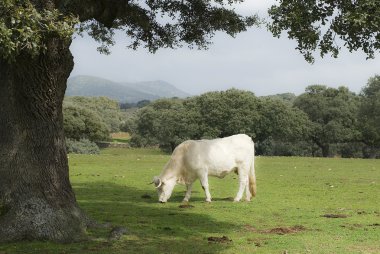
111,132,131,143
1,148,379,253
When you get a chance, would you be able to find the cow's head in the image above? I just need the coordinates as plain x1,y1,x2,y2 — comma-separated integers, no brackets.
152,176,176,203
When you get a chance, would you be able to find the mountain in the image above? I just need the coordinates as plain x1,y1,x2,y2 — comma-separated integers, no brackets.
66,75,191,103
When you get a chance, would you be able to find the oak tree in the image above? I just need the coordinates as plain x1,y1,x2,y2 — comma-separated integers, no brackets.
0,0,257,242
294,85,359,157
269,0,380,62
358,75,380,158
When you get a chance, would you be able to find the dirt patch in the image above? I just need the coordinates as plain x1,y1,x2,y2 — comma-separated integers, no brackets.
340,224,363,230
264,225,306,235
244,225,306,235
141,194,152,199
244,224,259,232
322,214,348,218
179,204,194,209
207,235,232,243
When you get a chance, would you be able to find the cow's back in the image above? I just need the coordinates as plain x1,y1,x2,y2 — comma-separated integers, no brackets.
181,134,254,177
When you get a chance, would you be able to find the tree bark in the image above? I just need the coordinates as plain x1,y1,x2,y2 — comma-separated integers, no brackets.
0,38,88,242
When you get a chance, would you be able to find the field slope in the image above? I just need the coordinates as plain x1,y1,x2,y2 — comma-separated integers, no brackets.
1,148,379,253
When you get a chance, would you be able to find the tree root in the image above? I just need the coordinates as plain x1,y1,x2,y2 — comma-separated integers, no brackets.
0,197,88,243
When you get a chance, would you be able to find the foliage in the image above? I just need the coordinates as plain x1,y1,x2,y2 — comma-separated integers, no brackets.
128,89,313,154
294,85,360,157
269,0,380,63
64,96,123,132
358,75,380,157
63,104,110,142
73,1,260,54
262,93,297,104
65,138,100,155
130,98,199,151
256,97,311,142
256,138,318,157
186,89,261,139
0,0,77,61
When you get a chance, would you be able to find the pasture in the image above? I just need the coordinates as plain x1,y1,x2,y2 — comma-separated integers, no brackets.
1,148,379,253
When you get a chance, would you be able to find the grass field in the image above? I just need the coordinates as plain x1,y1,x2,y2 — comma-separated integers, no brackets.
111,132,131,143
1,148,379,254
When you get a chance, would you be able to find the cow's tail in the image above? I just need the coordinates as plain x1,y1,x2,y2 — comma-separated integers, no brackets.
248,153,257,198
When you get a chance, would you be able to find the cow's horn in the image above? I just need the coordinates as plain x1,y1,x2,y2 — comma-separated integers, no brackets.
155,178,162,188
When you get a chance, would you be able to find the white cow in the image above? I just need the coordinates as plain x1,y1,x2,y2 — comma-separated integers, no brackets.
152,134,256,203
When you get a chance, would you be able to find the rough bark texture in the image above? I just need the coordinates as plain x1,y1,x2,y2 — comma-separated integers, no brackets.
0,38,89,242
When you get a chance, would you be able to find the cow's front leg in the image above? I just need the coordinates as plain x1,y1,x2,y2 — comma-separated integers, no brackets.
199,174,212,202
183,183,193,202
235,171,248,202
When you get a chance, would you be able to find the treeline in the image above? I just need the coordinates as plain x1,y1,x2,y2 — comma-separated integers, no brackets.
63,75,380,158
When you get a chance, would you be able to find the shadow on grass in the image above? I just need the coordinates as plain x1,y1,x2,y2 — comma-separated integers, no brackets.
73,182,237,254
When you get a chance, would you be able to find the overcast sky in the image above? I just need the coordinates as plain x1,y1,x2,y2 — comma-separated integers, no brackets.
69,1,380,96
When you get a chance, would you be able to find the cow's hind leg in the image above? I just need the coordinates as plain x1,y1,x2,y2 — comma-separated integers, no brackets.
199,174,212,202
235,167,248,202
183,183,193,202
245,182,252,201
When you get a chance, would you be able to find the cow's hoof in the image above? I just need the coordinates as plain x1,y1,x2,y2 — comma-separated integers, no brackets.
233,198,241,202
159,201,166,204
205,199,212,203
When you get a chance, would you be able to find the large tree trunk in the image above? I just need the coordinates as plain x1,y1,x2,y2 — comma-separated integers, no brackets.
0,38,88,242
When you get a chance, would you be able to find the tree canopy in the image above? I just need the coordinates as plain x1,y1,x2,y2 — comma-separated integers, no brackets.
269,0,380,62
129,89,311,153
358,75,380,157
0,0,259,61
294,85,360,157
2,0,380,63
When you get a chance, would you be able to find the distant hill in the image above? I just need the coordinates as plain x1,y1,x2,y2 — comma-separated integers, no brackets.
66,75,191,103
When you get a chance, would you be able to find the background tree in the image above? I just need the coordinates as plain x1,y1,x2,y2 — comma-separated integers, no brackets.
255,97,312,155
0,0,258,243
358,75,380,158
187,89,261,139
130,99,200,151
64,96,122,132
129,89,313,156
256,97,310,142
294,85,360,157
63,105,110,142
